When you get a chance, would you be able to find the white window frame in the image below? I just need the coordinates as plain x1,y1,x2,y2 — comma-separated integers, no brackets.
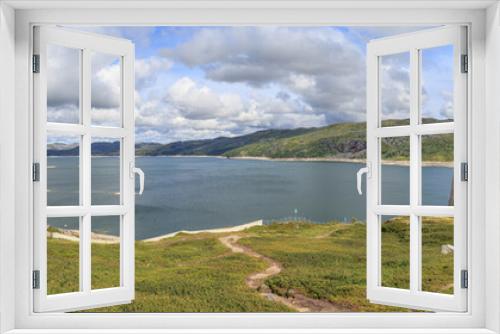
0,1,498,333
32,26,136,312
365,26,468,312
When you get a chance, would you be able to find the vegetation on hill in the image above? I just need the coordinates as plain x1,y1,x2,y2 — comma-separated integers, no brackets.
136,128,314,156
47,119,453,162
226,120,453,162
224,122,367,159
47,217,454,312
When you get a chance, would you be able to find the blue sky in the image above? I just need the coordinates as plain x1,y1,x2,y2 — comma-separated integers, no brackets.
48,26,453,143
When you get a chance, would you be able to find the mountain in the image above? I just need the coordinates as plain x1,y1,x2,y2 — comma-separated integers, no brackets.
47,119,453,162
225,121,367,159
47,128,315,157
47,141,121,156
136,128,314,156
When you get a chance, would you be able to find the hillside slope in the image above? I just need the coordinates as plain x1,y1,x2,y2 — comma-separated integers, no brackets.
136,128,314,156
224,120,452,162
47,119,453,162
224,122,367,159
47,218,454,312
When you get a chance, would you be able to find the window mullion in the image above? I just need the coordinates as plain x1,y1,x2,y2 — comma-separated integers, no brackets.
81,48,92,293
409,47,421,292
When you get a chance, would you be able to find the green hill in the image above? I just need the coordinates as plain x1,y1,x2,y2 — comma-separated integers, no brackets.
225,120,453,162
224,121,367,159
48,119,453,162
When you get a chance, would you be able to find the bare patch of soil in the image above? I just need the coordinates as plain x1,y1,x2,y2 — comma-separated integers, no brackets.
219,234,343,312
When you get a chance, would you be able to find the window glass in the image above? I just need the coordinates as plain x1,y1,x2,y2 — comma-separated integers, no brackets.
380,52,411,127
91,53,122,127
421,45,454,124
422,134,454,206
91,138,121,205
381,216,410,289
47,134,81,206
47,44,81,124
47,217,80,294
380,137,410,205
91,216,121,289
421,216,454,294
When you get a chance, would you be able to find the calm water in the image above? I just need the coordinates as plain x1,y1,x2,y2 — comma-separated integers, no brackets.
47,156,453,240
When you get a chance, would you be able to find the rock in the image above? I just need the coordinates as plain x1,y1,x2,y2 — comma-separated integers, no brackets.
441,244,454,255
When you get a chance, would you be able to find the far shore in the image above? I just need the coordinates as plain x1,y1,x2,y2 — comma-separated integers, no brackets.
144,155,453,168
49,154,452,168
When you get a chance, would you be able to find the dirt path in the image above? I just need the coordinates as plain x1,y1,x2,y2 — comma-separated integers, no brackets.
219,235,342,312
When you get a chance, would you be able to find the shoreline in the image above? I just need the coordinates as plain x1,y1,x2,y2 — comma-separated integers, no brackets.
143,220,263,242
47,227,120,244
48,154,453,167
132,154,453,167
48,220,264,244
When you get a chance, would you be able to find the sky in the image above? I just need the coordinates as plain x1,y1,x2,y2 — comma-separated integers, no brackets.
47,26,453,144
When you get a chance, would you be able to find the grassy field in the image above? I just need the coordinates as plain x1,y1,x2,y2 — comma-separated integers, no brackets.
47,217,454,312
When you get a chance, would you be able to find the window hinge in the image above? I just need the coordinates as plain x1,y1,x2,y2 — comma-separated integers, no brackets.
461,269,468,289
33,162,40,182
461,162,468,182
32,270,40,289
461,54,468,73
32,54,40,73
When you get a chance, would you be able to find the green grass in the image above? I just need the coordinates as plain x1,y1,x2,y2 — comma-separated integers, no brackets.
47,239,79,295
47,217,454,312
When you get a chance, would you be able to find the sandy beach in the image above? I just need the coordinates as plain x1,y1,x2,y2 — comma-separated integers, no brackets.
47,227,121,244
47,220,264,244
143,220,263,242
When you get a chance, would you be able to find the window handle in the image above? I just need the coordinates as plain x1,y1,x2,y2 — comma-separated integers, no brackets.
130,162,145,195
356,163,371,195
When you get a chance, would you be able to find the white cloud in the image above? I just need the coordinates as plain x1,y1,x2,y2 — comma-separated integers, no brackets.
133,75,327,143
289,74,316,91
48,50,172,126
91,54,121,110
379,54,411,120
135,57,172,89
167,77,244,120
47,45,80,109
50,26,450,143
163,27,366,123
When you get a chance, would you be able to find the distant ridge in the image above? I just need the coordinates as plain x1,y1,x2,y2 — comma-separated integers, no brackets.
47,119,453,162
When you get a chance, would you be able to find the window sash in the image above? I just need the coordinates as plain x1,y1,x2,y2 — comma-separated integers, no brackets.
366,26,468,312
32,26,136,313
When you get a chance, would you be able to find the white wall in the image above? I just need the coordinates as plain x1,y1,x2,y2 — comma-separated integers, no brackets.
485,2,500,333
0,2,16,333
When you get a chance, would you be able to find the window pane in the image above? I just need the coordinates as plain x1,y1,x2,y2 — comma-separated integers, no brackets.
380,137,410,205
420,45,454,124
380,52,410,127
422,134,454,206
91,216,121,289
421,216,454,294
91,138,121,205
47,217,80,294
47,44,81,124
381,215,410,289
91,53,122,127
47,134,80,206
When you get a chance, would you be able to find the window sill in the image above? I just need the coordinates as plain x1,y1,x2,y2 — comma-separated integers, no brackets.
4,329,497,334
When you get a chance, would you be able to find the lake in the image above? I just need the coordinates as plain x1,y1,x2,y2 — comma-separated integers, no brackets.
47,156,453,240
